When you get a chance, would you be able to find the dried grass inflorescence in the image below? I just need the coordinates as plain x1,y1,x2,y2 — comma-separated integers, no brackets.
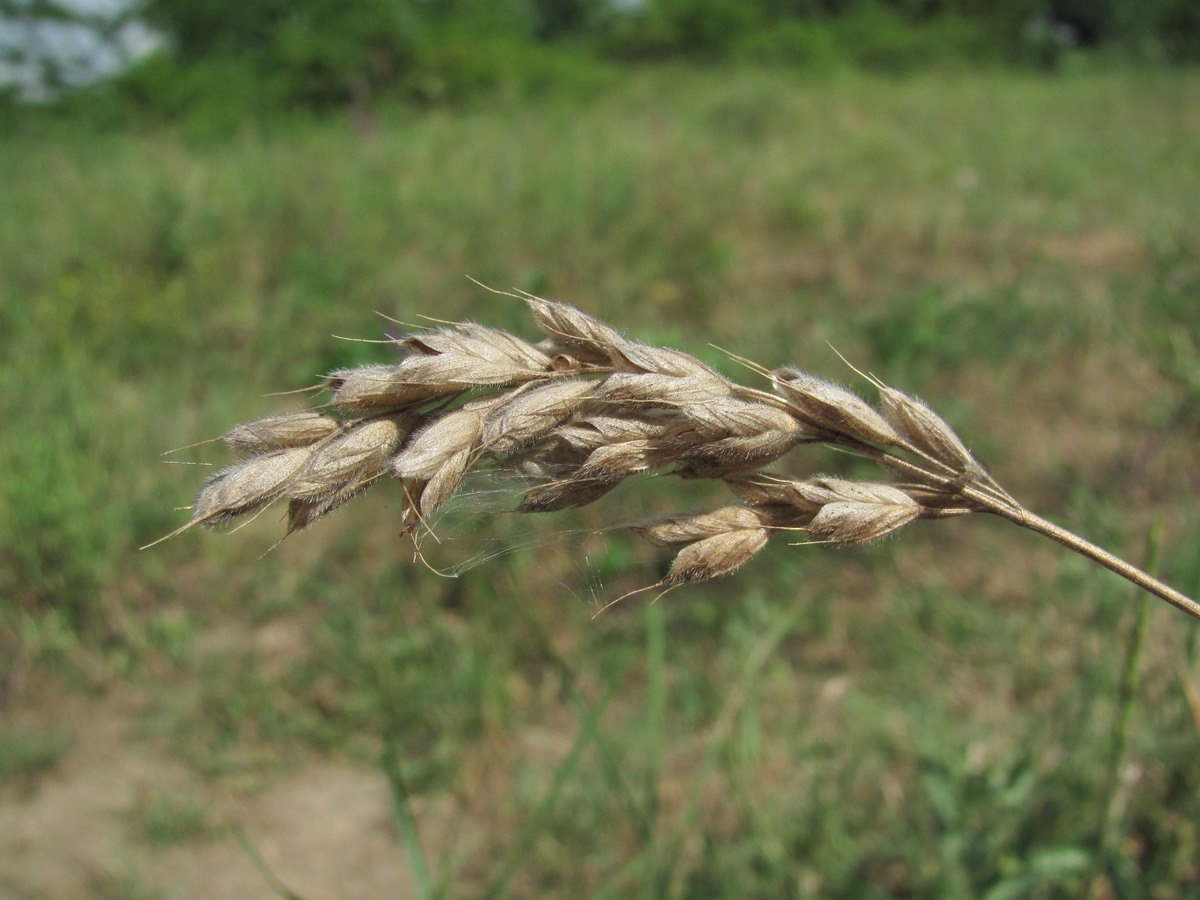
160,295,1200,619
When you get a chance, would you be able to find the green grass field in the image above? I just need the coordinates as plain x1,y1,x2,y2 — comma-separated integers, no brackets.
2,66,1199,897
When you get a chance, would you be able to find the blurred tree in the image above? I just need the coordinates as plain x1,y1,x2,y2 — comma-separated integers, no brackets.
7,0,1199,118
129,0,600,108
529,0,607,39
0,0,140,99
137,0,427,104
1155,0,1200,60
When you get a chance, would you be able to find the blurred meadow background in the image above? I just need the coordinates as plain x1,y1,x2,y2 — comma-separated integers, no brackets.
2,1,1200,896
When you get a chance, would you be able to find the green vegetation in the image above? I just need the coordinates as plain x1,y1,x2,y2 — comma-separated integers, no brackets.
0,725,74,790
2,67,1199,896
127,790,216,846
5,0,1200,132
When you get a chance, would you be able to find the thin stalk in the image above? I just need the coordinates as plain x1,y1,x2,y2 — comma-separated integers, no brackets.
233,828,306,900
1091,524,1157,894
382,737,434,900
847,439,1200,622
980,502,1200,622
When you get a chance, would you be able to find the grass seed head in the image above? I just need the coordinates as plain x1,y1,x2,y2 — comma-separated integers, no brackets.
588,372,732,410
772,368,903,447
805,498,920,543
663,527,770,584
634,506,768,546
287,416,407,500
480,378,594,455
876,384,979,471
411,446,474,516
392,407,485,480
327,364,444,411
192,447,313,525
526,297,631,367
222,412,343,453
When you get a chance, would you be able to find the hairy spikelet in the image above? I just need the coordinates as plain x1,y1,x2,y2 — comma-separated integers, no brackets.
326,364,445,411
555,415,670,449
793,478,921,543
588,372,732,410
577,439,669,481
288,416,407,501
676,431,805,478
680,397,800,437
675,399,809,476
526,297,632,367
806,498,920,543
517,474,623,512
611,344,721,378
480,379,594,455
223,413,343,453
392,412,479,480
663,528,770,584
287,482,368,533
193,447,313,525
405,323,549,368
409,446,474,517
392,402,490,480
400,324,553,385
168,293,1200,624
772,369,902,447
633,506,768,546
724,473,798,507
875,384,981,473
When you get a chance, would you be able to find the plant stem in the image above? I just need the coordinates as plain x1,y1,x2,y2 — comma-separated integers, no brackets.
1092,524,1156,893
851,439,1200,621
981,501,1200,622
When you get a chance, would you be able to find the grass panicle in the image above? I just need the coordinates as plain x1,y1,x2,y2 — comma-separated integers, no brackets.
162,297,1200,621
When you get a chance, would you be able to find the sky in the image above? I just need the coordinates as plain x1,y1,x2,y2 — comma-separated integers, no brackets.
0,0,156,98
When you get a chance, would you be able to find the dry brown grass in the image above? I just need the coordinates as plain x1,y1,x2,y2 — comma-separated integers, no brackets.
159,295,1200,619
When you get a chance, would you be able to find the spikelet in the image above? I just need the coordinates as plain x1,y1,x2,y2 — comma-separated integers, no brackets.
663,528,770,585
573,439,668,482
405,323,548,364
552,415,671,453
725,473,799,507
391,407,486,480
479,379,594,455
726,474,922,539
326,364,446,412
875,383,983,475
192,447,313,525
287,483,368,533
677,431,805,479
611,344,722,378
771,369,903,447
517,474,623,512
633,506,768,546
587,372,732,410
795,479,921,543
287,416,408,501
408,446,474,518
680,396,801,437
400,323,553,384
222,412,343,453
526,297,633,367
